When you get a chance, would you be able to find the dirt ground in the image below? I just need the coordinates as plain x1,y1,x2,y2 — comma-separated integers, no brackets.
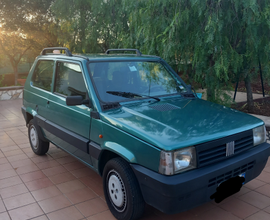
231,77,270,117
232,97,270,117
236,77,270,95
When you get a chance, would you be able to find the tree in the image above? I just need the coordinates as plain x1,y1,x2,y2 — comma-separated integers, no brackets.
0,0,58,85
0,32,32,85
0,0,54,31
0,46,6,69
51,0,129,53
122,0,270,110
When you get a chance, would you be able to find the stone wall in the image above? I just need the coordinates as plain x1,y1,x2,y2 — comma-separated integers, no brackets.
0,86,24,101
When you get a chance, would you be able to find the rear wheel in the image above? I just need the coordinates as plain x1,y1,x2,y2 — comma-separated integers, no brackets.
103,158,145,220
28,119,49,155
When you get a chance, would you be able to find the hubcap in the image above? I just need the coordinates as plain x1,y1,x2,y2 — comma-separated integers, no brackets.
107,170,126,212
30,125,38,149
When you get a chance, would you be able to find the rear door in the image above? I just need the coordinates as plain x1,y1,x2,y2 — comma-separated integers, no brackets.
44,60,92,165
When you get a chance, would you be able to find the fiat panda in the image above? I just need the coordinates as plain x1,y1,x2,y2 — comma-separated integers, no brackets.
21,47,270,220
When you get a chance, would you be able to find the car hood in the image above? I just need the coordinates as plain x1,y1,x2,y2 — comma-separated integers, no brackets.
101,98,263,151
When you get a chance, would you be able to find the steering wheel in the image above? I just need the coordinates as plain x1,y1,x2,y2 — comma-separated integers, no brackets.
143,85,164,94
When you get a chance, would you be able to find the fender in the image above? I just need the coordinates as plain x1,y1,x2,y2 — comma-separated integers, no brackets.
21,106,37,124
25,106,38,117
103,141,137,163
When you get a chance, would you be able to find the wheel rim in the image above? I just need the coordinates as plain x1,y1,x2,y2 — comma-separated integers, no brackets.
107,170,127,212
29,125,38,150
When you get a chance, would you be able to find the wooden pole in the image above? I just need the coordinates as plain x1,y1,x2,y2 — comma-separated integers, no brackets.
233,78,239,101
258,58,265,97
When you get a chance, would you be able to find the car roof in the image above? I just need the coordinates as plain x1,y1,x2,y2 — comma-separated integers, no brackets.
37,54,161,62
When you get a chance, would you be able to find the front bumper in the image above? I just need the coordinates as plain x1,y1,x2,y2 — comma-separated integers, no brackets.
131,142,270,214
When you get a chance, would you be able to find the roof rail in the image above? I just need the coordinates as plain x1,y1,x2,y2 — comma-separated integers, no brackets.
40,47,72,56
105,49,142,56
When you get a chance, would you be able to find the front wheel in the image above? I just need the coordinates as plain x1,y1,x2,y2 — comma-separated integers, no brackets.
28,119,49,155
103,158,145,220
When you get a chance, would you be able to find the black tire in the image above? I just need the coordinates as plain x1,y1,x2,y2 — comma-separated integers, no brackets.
103,158,145,220
28,119,49,155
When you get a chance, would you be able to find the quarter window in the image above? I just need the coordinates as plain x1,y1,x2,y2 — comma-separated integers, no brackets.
32,60,54,91
55,62,87,99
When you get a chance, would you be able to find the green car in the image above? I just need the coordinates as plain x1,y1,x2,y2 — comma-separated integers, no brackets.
22,47,270,220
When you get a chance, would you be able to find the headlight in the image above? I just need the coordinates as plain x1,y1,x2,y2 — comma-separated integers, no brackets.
159,146,197,175
253,125,266,146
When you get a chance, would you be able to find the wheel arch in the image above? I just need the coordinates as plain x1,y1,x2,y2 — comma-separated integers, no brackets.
98,150,119,176
26,112,34,125
98,143,137,176
23,107,38,125
26,111,48,143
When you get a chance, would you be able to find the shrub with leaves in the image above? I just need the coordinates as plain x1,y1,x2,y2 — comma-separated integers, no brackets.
122,0,270,110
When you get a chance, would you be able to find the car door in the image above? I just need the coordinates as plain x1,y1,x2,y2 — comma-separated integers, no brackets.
44,60,92,165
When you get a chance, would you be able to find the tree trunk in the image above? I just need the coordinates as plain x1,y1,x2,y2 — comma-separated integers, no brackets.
207,86,215,102
207,56,215,102
12,65,18,86
80,4,86,53
244,74,254,112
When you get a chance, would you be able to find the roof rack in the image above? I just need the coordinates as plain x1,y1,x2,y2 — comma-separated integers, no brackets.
41,47,72,56
105,49,142,56
40,47,89,60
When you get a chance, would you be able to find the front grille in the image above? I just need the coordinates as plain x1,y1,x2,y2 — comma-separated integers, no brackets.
208,161,255,187
196,130,253,167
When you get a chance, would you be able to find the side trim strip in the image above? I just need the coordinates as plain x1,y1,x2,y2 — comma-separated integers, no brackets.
36,115,89,153
36,115,46,127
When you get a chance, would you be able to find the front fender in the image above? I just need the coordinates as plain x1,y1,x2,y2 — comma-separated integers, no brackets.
103,141,137,163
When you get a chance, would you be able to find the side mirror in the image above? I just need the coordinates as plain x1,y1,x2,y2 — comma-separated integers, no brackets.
66,96,84,106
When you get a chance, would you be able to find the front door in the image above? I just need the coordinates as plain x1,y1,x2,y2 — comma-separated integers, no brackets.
44,61,92,165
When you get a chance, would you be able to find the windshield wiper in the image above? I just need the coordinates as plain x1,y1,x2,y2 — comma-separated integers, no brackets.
106,91,160,102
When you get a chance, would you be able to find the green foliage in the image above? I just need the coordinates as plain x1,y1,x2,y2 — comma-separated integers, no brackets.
0,54,5,68
0,74,5,87
2,0,270,107
0,0,58,85
51,0,129,53
0,32,33,85
121,0,270,106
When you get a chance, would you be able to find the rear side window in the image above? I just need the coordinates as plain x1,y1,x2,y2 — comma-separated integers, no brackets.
54,62,87,99
32,60,54,92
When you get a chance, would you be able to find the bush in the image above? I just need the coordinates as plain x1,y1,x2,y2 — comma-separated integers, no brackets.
0,73,28,86
0,75,5,87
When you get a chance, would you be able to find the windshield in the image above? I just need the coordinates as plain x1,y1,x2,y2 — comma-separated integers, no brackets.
89,61,187,103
